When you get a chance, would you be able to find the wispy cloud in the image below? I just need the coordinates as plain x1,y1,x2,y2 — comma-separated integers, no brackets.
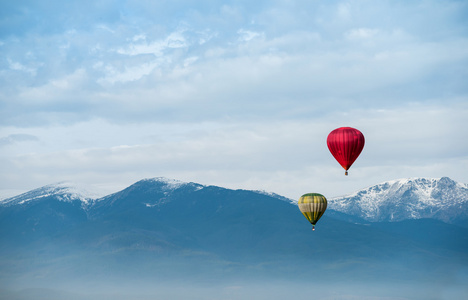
345,28,379,40
117,31,189,56
0,133,39,147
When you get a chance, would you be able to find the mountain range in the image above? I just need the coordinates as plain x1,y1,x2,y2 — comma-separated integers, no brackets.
1,177,467,299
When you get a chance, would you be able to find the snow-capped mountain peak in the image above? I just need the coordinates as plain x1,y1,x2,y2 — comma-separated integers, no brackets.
135,177,206,194
0,181,102,206
143,177,192,190
328,177,468,224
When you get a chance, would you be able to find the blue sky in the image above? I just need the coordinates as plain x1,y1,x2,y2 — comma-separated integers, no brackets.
1,0,468,199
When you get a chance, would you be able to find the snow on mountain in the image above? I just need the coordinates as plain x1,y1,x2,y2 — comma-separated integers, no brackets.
0,181,102,207
143,177,204,191
144,178,294,204
328,177,468,223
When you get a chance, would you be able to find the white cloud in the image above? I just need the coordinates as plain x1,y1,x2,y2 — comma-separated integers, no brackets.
117,31,189,56
237,29,264,42
7,58,37,75
337,2,352,21
98,60,161,84
0,134,39,147
345,28,379,40
14,68,87,104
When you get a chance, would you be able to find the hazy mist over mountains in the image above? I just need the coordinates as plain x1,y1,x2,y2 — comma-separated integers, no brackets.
1,177,467,300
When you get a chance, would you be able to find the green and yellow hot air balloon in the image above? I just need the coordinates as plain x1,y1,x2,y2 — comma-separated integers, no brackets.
298,193,327,231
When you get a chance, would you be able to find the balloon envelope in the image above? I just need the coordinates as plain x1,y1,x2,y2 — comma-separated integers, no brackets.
298,193,327,230
327,127,365,175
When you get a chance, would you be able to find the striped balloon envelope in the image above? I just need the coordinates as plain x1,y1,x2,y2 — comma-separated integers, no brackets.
298,193,327,231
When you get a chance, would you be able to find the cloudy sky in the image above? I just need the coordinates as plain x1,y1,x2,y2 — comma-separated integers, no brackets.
1,0,467,200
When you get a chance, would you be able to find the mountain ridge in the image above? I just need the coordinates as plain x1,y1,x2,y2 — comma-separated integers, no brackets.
0,181,101,207
328,176,468,226
3,176,466,226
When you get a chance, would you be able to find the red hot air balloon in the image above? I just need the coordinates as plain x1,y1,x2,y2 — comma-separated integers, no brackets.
327,127,365,175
